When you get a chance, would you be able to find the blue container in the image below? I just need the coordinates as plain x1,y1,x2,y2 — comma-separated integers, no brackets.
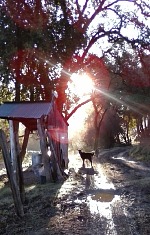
32,153,42,166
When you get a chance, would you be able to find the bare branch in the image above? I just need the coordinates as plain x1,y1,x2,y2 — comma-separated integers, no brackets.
83,0,135,31
134,1,150,17
81,0,90,15
66,98,91,121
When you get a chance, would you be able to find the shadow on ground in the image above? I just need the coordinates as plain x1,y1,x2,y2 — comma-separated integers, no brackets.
0,166,64,235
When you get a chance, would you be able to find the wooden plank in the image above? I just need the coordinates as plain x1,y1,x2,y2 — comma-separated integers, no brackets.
47,132,64,181
9,120,17,173
0,129,24,217
37,118,52,182
20,127,30,162
13,121,25,203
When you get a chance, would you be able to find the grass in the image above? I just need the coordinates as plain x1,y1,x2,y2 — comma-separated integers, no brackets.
129,144,150,163
0,175,63,235
0,147,65,234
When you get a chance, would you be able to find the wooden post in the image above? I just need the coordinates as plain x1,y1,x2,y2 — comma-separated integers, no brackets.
13,121,25,203
37,118,52,182
9,120,18,175
20,127,30,162
47,132,64,181
9,120,25,204
9,120,22,198
0,129,24,217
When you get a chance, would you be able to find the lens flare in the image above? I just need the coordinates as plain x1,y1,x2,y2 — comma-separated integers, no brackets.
69,73,94,97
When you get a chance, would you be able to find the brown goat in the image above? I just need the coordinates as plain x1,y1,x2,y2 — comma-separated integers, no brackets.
78,150,94,167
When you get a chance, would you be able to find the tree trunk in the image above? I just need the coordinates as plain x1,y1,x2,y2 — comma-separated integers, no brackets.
94,108,108,151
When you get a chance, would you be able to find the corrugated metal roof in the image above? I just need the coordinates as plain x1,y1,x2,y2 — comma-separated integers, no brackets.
0,102,52,119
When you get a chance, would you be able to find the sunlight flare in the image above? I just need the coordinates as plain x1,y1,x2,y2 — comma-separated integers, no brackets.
69,73,94,97
94,87,145,116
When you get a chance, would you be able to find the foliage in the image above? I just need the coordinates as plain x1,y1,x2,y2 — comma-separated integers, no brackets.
0,84,14,103
104,41,150,144
0,0,149,151
0,0,149,113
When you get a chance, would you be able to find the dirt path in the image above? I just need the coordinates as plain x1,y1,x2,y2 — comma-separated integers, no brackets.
39,147,148,235
96,147,150,235
1,147,150,234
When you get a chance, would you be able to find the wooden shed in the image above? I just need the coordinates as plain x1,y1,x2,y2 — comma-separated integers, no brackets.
0,99,69,217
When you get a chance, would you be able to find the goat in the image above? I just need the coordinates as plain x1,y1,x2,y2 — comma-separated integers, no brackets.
78,150,94,167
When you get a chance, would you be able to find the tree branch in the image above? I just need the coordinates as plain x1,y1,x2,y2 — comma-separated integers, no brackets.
66,98,91,121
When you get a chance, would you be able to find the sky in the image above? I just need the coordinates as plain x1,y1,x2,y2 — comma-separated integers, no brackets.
87,0,149,56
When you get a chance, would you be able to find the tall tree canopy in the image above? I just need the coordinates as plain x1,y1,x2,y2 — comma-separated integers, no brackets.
0,0,149,117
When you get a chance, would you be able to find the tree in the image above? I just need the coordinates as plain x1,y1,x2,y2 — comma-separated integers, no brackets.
103,39,150,145
0,0,149,115
0,0,149,154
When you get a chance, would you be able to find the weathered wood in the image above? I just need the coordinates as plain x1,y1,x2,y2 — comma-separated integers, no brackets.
37,118,52,182
20,127,30,162
9,120,18,174
0,129,24,217
9,120,23,201
47,132,64,181
9,120,24,201
13,121,25,203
